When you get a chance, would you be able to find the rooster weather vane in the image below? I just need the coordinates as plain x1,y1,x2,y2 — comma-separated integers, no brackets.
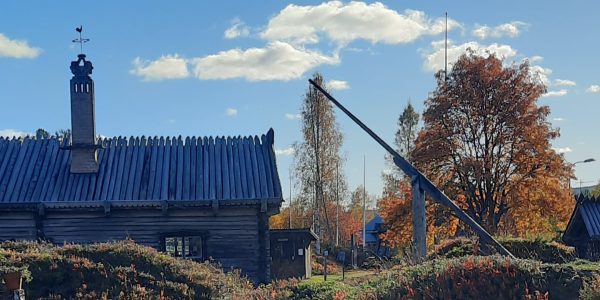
72,26,90,54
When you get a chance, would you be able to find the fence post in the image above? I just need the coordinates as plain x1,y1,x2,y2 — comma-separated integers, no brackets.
412,176,426,261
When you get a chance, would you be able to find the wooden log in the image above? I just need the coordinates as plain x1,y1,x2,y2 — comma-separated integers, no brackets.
190,137,197,200
5,138,32,202
168,137,177,200
32,140,58,201
111,137,127,199
232,136,243,199
183,137,191,200
133,137,147,200
140,138,157,200
161,137,170,200
208,137,216,200
119,137,135,200
175,136,184,200
125,137,140,200
50,139,71,202
215,137,223,200
411,176,426,261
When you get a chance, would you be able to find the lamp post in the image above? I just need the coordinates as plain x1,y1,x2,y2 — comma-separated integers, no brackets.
570,158,596,195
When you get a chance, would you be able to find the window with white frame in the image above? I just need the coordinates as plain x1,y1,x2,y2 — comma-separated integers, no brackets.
164,235,203,260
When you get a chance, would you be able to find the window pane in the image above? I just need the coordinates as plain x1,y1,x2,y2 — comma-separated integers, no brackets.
165,237,176,256
184,237,190,257
176,237,183,257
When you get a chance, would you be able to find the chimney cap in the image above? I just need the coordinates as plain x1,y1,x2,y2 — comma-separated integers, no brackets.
70,54,93,77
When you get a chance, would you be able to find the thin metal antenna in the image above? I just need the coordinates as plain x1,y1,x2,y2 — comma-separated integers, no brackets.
72,25,90,54
335,161,339,247
362,155,366,249
289,168,292,229
444,12,448,82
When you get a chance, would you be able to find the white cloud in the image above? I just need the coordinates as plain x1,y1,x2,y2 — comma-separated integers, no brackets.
260,2,459,46
529,65,553,86
130,54,189,81
542,89,568,98
0,129,29,138
472,21,528,40
327,80,349,90
422,40,517,72
192,41,339,81
0,33,41,58
586,85,600,93
553,147,572,154
275,147,295,156
554,79,576,87
285,113,301,120
552,117,565,122
529,55,543,64
224,18,250,39
225,108,238,117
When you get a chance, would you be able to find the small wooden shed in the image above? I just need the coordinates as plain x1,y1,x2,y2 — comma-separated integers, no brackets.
270,229,317,279
563,195,600,260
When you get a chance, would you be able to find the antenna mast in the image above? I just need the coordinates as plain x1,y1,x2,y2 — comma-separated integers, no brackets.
444,12,448,81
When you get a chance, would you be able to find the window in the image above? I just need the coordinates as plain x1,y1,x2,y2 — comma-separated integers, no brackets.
164,235,203,260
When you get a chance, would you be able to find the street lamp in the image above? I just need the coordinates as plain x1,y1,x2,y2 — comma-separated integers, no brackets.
570,158,596,195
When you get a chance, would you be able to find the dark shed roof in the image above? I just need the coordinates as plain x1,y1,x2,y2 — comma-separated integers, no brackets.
563,196,600,244
0,129,281,207
270,229,318,241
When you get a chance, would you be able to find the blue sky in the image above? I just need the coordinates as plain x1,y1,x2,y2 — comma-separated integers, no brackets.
1,1,598,203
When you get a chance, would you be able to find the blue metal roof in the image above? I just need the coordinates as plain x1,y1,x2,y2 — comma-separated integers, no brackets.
0,129,282,206
564,196,600,243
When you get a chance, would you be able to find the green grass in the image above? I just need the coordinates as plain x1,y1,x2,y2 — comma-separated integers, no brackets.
306,269,376,283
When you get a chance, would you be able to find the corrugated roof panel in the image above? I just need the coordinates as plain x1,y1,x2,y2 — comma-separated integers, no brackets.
0,129,281,205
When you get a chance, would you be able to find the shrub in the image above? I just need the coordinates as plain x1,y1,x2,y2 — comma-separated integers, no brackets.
0,240,253,299
499,237,577,263
428,237,576,263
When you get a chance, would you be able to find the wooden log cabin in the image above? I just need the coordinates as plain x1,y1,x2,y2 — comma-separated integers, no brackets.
0,53,282,283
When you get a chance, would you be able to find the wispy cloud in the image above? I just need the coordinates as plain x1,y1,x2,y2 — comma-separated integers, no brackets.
542,89,568,98
529,55,543,64
275,147,295,156
285,113,301,120
422,40,517,72
130,54,189,81
529,65,553,86
553,146,572,154
586,85,600,93
225,108,238,117
552,117,565,122
472,21,528,40
192,41,339,81
554,79,576,87
327,80,349,90
0,33,41,59
224,18,250,39
261,2,460,46
0,129,29,138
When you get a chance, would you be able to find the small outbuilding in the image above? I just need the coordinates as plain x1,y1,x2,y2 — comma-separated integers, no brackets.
269,229,317,279
563,195,600,260
364,214,391,257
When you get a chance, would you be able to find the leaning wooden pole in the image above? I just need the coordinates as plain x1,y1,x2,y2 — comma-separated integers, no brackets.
308,79,515,259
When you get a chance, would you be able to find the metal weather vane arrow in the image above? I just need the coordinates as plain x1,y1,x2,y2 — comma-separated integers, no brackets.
72,25,90,54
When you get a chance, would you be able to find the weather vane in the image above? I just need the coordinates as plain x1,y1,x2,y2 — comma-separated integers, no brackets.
72,26,90,54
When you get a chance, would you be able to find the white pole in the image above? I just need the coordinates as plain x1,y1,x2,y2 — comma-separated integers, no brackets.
362,155,366,249
289,168,292,229
335,161,339,246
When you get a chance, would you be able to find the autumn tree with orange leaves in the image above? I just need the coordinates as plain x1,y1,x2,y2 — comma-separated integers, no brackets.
412,52,573,236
